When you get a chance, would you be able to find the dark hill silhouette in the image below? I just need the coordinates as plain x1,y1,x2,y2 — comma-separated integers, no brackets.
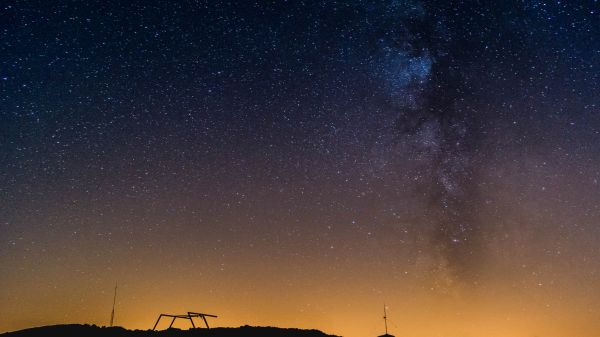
1,324,341,337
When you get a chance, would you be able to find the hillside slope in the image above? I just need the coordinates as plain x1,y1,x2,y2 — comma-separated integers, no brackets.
1,324,341,337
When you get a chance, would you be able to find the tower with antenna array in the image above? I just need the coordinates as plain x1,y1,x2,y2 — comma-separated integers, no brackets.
378,304,394,337
109,282,117,327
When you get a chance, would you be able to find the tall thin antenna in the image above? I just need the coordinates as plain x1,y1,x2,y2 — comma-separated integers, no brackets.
383,304,388,335
110,282,117,327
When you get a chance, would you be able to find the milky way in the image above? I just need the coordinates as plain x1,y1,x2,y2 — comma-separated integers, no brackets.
365,0,485,283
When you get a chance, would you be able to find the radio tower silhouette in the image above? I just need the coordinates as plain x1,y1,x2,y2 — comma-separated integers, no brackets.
378,304,394,337
383,304,388,334
109,282,117,327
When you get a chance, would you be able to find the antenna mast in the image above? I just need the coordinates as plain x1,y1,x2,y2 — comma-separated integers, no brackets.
383,304,388,335
110,282,117,327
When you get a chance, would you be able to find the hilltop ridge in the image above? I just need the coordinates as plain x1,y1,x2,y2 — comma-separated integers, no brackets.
1,324,341,337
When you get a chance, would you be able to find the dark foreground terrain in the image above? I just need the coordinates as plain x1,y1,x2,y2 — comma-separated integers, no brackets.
1,325,340,337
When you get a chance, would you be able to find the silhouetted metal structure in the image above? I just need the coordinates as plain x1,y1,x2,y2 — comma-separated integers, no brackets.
383,304,388,334
152,311,217,330
109,282,117,327
378,304,394,337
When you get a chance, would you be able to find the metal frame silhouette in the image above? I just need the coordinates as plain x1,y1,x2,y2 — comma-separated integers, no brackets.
152,311,217,330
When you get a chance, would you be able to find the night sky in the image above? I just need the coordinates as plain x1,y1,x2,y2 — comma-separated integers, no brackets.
2,1,600,336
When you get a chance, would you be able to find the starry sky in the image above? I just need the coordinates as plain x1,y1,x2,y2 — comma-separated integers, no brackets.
1,1,600,336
